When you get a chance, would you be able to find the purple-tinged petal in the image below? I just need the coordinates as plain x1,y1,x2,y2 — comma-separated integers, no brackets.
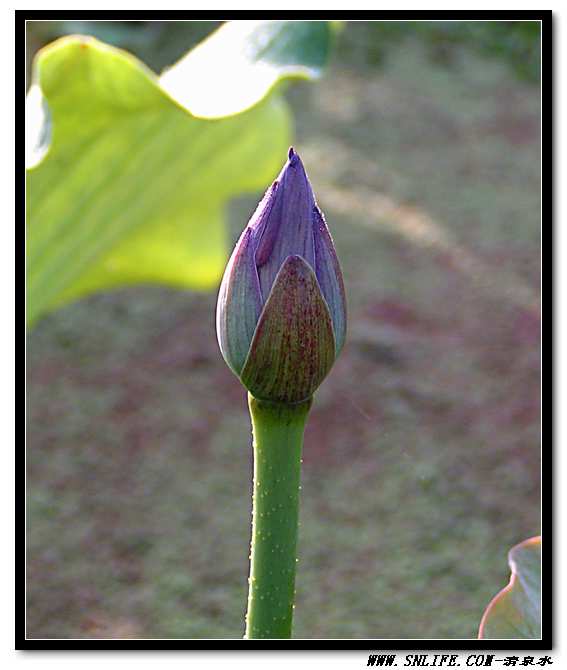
313,205,347,355
247,180,279,248
240,255,335,404
255,148,316,302
216,227,262,375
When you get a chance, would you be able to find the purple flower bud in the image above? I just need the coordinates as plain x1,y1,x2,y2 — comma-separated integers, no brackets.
216,148,346,404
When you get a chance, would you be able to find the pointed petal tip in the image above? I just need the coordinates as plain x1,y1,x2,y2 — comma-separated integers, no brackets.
286,146,302,169
281,147,308,184
282,253,311,271
274,254,321,286
255,150,315,299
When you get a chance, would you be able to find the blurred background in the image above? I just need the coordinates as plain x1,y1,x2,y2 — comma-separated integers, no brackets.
26,21,541,639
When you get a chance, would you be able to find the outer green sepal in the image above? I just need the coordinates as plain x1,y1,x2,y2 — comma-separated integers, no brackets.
216,227,263,375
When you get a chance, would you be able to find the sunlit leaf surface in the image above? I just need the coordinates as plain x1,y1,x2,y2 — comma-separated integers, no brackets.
160,20,334,118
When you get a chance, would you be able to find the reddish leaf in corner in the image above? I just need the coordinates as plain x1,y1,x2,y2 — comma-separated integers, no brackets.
478,536,541,640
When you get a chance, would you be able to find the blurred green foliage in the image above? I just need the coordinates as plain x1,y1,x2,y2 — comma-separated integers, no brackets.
27,21,541,640
28,20,541,89
337,21,541,83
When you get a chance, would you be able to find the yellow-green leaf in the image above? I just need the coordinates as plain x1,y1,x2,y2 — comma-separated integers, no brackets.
26,21,334,327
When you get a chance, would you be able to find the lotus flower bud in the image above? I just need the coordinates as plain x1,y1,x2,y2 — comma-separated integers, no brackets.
216,148,346,404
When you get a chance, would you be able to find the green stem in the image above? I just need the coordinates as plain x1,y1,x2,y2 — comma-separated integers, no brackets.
245,393,312,639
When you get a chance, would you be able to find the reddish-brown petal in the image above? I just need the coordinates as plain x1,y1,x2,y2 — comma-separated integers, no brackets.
240,255,336,404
